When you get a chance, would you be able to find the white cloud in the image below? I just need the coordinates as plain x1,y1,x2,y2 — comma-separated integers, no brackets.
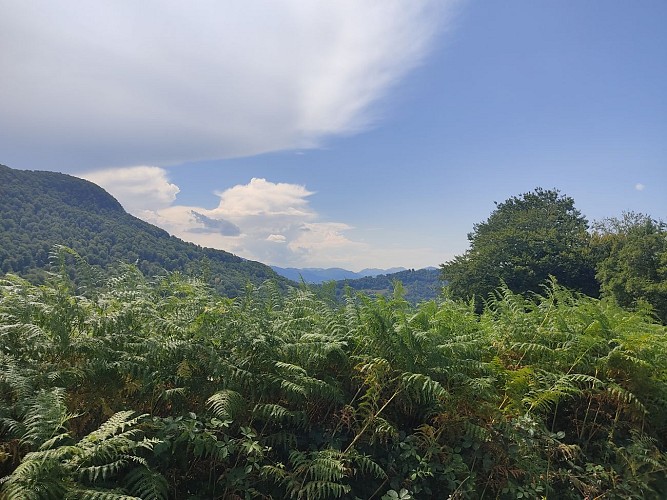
267,234,287,243
80,166,179,213
0,0,451,171
104,174,363,268
76,167,440,269
635,183,645,191
212,178,315,218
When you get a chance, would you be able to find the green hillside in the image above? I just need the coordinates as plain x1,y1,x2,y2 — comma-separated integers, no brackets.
0,164,290,296
330,268,442,303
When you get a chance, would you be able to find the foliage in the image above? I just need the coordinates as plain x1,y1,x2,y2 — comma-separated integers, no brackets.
318,268,443,305
592,212,667,324
0,164,290,297
1,250,666,498
441,188,599,310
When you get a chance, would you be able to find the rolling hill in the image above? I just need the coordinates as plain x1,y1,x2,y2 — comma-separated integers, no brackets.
271,266,406,283
326,267,443,304
0,164,291,296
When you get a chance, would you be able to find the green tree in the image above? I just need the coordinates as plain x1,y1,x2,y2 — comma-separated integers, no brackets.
592,212,667,323
441,188,598,308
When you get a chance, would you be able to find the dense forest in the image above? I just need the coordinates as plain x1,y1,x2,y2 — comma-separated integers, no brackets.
323,269,442,304
0,165,289,297
1,182,666,498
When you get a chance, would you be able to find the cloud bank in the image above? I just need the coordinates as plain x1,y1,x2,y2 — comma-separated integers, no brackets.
1,0,450,171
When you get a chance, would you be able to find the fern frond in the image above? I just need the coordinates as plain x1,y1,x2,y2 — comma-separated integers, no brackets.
39,431,73,451
21,388,73,450
81,411,147,444
274,361,308,377
349,452,386,479
605,383,647,414
0,448,70,499
252,403,306,427
69,488,142,500
78,459,129,483
306,454,346,483
123,466,168,500
400,372,448,404
206,389,246,422
298,480,351,499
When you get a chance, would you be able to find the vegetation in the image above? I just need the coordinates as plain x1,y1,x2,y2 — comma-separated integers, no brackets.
323,268,442,304
441,189,667,326
2,248,666,498
0,164,290,297
441,188,598,310
1,173,666,497
591,213,667,324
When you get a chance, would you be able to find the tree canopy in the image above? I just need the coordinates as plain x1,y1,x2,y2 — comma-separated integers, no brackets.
441,188,598,307
592,212,667,323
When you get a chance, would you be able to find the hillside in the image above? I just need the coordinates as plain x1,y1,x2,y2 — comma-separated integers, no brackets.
330,267,443,303
272,266,406,283
0,164,291,296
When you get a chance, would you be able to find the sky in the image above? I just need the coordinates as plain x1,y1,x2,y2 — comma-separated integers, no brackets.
1,1,666,271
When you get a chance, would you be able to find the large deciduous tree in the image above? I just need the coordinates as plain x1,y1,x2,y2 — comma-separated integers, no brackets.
592,212,667,323
441,188,598,307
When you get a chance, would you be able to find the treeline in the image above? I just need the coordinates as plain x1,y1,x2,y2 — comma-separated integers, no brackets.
1,249,666,498
441,188,667,324
322,268,442,304
0,164,288,297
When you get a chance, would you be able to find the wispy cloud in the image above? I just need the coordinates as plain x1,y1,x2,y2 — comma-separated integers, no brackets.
1,1,451,171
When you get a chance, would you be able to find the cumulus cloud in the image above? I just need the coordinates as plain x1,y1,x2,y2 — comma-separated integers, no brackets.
212,178,316,218
0,0,451,171
76,166,440,269
107,174,365,267
267,234,287,243
80,166,179,213
635,183,645,191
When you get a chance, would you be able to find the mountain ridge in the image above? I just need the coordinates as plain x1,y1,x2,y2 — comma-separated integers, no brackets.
324,267,443,304
271,266,407,283
0,164,291,296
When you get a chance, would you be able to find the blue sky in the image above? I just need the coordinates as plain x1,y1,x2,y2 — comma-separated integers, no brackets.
1,1,665,270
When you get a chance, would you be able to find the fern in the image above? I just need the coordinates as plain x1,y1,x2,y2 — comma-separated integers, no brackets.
207,389,246,422
123,466,168,500
252,403,306,428
21,388,75,450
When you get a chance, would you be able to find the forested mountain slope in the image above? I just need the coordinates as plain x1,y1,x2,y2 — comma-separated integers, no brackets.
329,268,442,303
0,164,290,296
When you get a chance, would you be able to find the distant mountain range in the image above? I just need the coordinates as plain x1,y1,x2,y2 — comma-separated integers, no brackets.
0,164,290,296
271,266,408,283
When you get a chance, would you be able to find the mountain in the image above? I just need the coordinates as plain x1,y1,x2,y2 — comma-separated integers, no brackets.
0,164,291,296
325,268,443,304
271,266,407,284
